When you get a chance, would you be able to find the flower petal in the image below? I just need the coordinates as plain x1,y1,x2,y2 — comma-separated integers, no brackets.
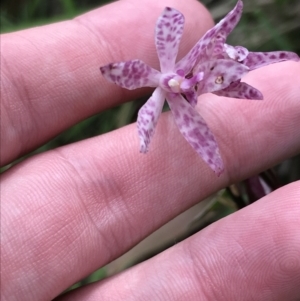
175,43,201,75
100,60,160,90
180,72,204,92
184,89,198,108
166,93,224,174
196,59,249,94
242,51,299,70
176,0,243,73
213,80,263,100
155,7,185,73
137,87,166,153
224,44,249,61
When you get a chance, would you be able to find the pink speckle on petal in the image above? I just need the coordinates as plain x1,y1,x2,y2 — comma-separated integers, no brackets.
155,7,185,73
214,80,264,100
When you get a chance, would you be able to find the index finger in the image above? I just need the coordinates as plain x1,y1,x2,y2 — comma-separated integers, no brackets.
0,0,213,166
2,61,300,301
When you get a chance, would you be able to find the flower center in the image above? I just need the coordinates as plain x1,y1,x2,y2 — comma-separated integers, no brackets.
159,74,183,93
167,78,181,92
160,71,203,94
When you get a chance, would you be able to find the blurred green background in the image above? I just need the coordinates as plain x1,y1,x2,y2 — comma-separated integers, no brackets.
1,0,300,293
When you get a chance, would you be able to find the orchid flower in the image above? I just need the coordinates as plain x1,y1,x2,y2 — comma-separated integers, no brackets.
100,7,226,174
100,1,299,176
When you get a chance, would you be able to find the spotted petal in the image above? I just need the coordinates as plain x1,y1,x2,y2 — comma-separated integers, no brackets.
196,59,249,94
175,0,243,73
224,44,249,61
184,89,198,108
155,7,185,73
100,60,160,90
180,72,204,92
242,51,299,70
213,80,263,100
166,93,224,175
137,87,166,153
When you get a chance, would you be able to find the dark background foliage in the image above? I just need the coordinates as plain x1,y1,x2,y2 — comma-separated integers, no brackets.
1,0,299,290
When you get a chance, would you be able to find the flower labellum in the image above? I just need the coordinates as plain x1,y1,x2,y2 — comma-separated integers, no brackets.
100,1,299,175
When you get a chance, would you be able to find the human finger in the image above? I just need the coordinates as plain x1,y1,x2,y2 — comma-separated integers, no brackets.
0,0,213,166
58,181,300,301
1,61,300,300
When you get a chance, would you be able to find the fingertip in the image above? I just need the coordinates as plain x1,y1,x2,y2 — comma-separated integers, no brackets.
79,0,214,65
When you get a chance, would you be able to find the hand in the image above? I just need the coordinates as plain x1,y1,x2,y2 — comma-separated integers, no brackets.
1,0,300,300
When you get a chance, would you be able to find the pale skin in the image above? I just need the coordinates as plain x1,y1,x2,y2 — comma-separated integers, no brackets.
1,0,300,300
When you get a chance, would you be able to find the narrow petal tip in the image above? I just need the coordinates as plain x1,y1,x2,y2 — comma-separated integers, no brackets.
139,140,149,154
214,160,225,177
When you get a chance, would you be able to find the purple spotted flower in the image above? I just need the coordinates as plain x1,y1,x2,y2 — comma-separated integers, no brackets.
101,7,224,174
100,1,299,175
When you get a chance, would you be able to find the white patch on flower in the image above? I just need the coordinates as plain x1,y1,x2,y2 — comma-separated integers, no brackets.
167,78,181,92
